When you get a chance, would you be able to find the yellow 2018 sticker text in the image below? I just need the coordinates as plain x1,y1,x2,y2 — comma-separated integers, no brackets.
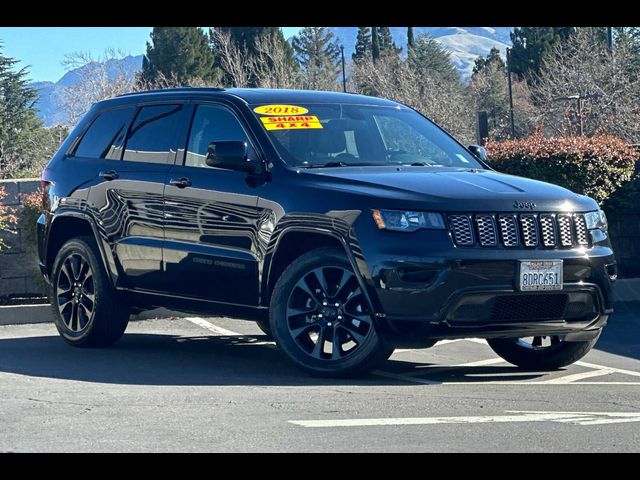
254,104,309,115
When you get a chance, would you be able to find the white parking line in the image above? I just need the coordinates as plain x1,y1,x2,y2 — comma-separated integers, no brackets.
184,317,243,336
537,368,617,384
290,411,640,428
576,361,640,378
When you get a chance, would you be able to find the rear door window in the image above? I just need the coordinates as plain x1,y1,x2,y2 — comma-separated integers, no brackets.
73,107,135,160
123,104,183,164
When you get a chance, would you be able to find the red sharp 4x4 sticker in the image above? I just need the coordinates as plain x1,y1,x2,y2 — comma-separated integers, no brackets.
259,115,323,130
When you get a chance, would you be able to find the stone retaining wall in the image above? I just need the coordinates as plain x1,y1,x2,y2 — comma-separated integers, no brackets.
0,178,45,298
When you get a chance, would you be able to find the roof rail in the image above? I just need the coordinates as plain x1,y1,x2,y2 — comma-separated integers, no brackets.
116,87,226,97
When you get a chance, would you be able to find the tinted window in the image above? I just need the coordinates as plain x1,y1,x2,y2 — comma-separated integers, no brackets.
123,104,183,164
185,105,249,168
74,107,134,159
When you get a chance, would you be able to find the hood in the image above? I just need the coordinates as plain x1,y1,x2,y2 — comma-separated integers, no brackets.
301,166,598,212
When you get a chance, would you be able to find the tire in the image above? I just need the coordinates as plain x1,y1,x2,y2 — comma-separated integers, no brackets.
487,332,601,370
255,319,273,339
50,236,130,347
270,247,394,377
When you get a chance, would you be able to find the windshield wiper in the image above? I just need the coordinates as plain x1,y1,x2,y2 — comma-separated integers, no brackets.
305,161,349,168
302,161,385,169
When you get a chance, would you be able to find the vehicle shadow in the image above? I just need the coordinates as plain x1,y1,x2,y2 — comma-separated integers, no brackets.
0,332,549,386
595,302,640,362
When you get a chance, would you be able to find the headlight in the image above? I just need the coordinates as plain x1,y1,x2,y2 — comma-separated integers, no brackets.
584,209,608,231
372,209,445,232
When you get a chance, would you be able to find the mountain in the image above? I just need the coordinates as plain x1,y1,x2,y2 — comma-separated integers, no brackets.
326,27,512,78
32,55,144,126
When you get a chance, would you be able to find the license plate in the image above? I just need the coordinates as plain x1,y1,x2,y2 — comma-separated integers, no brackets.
518,260,563,291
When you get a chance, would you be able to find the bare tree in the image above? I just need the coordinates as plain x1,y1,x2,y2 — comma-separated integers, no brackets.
252,33,300,89
210,29,252,87
352,55,475,144
211,29,300,89
58,49,138,125
533,28,640,141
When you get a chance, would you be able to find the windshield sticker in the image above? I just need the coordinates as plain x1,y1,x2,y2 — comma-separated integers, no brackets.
254,104,309,115
455,153,470,163
260,115,323,130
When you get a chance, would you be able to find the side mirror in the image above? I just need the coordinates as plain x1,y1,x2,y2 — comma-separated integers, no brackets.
468,144,488,162
206,141,261,173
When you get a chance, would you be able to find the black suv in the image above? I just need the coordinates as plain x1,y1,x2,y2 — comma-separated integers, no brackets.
37,88,616,376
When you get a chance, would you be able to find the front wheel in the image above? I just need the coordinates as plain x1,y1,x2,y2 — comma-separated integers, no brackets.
487,333,600,370
270,248,393,377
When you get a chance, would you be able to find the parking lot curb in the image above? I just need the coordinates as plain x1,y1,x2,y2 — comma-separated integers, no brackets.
0,304,190,326
0,304,55,326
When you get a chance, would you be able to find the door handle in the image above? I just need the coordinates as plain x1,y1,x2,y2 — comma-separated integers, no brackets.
99,170,119,181
169,177,192,188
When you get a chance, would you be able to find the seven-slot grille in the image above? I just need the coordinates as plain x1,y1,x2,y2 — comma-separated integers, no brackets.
448,213,590,248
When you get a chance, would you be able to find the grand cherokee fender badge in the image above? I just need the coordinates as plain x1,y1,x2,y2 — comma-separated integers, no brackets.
513,200,536,210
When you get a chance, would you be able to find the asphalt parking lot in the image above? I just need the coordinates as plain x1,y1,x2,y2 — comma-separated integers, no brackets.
1,302,639,452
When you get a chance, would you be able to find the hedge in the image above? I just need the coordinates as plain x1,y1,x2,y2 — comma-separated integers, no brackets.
485,135,638,203
0,186,16,251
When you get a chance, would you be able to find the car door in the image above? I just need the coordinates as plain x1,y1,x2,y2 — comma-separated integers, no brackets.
86,102,188,291
162,103,264,305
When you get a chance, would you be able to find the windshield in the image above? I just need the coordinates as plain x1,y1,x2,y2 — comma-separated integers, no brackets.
250,103,483,169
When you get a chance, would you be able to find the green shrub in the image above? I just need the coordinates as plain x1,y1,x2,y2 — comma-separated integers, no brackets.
0,186,17,251
485,134,638,203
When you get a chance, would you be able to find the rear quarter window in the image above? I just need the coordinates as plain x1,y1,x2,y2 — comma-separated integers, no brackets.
73,107,135,159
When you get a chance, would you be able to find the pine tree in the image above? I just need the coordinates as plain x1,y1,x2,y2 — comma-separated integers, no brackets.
292,27,341,90
0,44,42,176
470,47,510,138
371,27,380,61
352,27,372,62
509,27,575,80
407,26,415,51
141,27,221,85
378,27,402,57
472,47,505,75
408,35,459,84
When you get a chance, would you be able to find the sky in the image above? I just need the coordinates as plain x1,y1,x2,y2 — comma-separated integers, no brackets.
0,27,303,83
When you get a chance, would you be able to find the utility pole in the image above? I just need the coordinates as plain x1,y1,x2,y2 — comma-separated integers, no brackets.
506,47,516,138
607,27,613,53
340,45,347,93
577,97,583,136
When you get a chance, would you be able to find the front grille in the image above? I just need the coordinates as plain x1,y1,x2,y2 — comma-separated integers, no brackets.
448,215,474,246
574,215,589,245
498,215,519,247
475,215,497,246
520,215,539,247
557,214,574,247
448,213,590,249
490,294,568,322
539,214,557,247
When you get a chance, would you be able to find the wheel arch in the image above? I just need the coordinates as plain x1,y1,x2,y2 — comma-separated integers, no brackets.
261,227,374,312
46,211,119,288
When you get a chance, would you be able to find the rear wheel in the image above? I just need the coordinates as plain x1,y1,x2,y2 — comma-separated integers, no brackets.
50,236,129,347
270,248,393,377
487,333,600,370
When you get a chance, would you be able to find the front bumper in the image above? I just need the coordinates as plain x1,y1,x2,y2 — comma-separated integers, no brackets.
353,226,616,341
